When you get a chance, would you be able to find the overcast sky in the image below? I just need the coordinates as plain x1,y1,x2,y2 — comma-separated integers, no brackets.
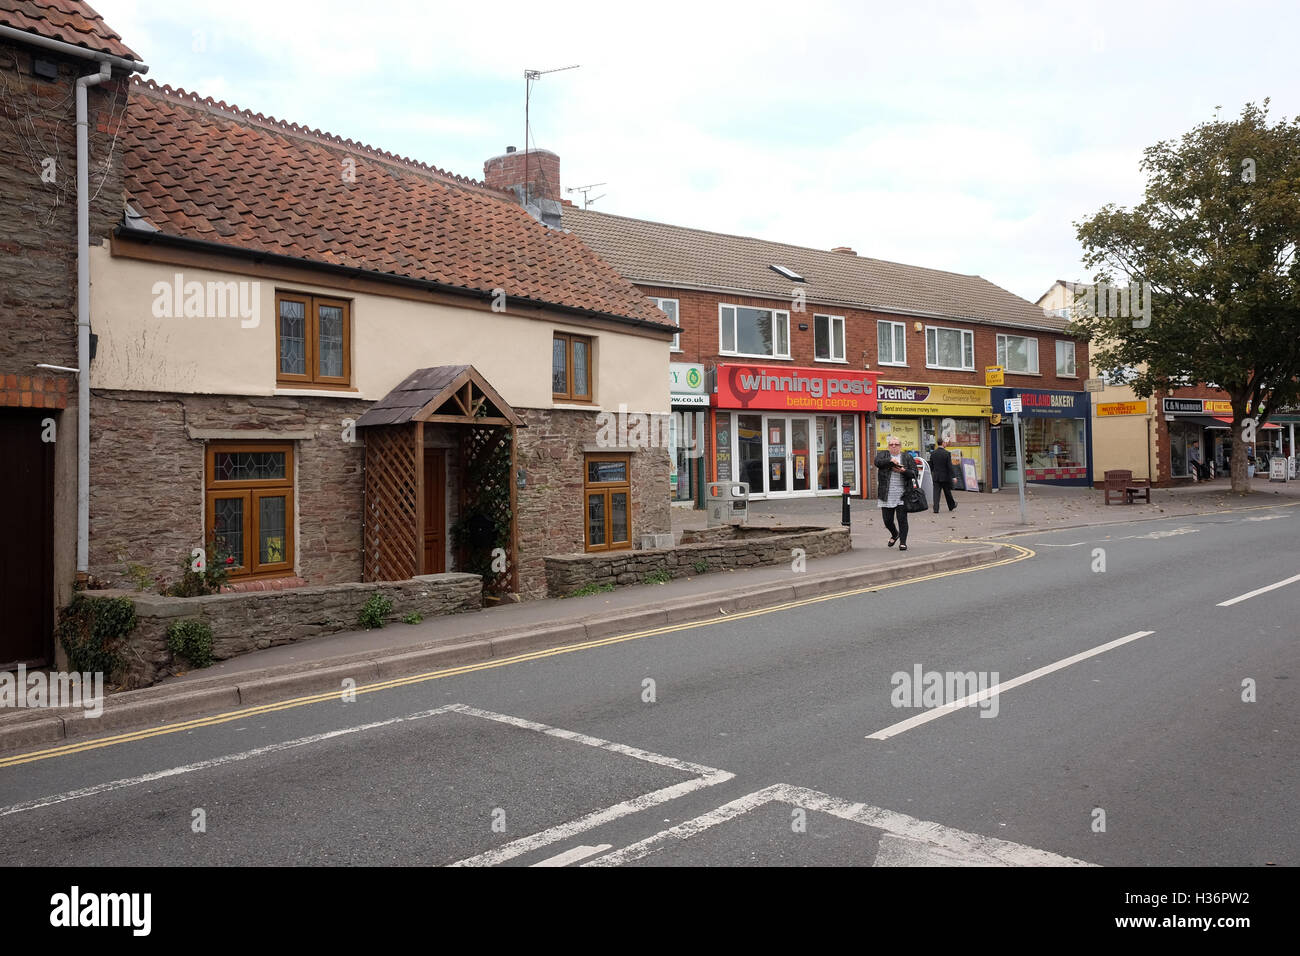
96,0,1299,303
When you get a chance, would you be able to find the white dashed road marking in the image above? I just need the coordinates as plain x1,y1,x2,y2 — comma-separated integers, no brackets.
865,630,1156,740
1217,572,1300,607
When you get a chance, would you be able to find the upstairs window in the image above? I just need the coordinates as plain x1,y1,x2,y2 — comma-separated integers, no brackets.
553,333,593,402
651,297,681,351
1056,340,1077,377
720,305,790,359
925,326,974,371
997,334,1040,374
276,292,351,387
877,320,906,365
814,314,845,362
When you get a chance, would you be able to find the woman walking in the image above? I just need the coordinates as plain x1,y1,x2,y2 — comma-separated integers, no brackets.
874,437,918,551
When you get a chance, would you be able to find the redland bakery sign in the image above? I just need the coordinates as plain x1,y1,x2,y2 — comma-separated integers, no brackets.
714,364,879,412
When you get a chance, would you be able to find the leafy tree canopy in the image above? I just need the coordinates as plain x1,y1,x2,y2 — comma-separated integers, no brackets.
1069,101,1300,422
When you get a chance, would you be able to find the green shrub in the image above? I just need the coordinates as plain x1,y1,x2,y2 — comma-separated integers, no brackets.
359,593,394,629
403,612,423,625
165,540,232,597
55,594,137,677
642,568,673,585
567,581,615,598
692,559,709,574
166,618,215,669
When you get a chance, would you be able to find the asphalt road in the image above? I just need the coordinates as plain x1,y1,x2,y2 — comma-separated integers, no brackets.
2,503,1296,867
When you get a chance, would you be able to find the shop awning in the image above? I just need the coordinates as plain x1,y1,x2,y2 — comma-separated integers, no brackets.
1211,416,1280,429
1179,415,1230,429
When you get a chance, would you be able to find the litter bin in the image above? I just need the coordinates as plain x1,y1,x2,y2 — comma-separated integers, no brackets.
706,481,750,527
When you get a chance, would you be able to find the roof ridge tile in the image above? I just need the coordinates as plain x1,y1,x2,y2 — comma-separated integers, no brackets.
131,77,511,197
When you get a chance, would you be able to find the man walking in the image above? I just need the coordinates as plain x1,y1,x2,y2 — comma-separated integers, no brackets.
929,439,958,513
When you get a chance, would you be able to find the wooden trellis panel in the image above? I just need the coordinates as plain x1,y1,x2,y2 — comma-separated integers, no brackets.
363,424,420,581
460,424,515,595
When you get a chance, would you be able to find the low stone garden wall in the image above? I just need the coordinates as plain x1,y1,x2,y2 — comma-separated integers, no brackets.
544,525,850,597
88,573,482,688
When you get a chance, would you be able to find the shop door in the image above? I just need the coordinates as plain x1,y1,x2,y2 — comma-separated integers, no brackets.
1000,422,1020,486
765,417,789,495
790,418,811,492
1169,425,1188,478
0,410,55,667
422,449,446,573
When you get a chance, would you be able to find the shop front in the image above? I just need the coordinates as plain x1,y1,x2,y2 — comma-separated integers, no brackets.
710,363,878,499
875,382,992,492
670,362,709,507
1162,398,1232,478
991,387,1092,486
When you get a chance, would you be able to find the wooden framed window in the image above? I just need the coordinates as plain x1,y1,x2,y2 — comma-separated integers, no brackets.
277,291,351,387
553,332,593,402
205,442,295,578
584,453,631,552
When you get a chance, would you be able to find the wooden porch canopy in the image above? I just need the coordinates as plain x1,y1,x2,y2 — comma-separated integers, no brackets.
356,365,525,587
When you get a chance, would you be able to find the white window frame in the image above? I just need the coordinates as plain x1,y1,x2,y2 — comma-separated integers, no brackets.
877,320,907,366
651,296,681,352
813,314,846,363
996,333,1040,375
925,325,975,371
1055,340,1077,377
719,303,791,360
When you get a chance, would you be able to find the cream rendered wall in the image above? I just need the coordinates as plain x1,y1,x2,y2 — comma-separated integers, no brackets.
1038,281,1158,481
91,247,670,413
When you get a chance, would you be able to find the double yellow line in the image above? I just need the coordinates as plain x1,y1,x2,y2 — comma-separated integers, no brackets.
0,542,1033,769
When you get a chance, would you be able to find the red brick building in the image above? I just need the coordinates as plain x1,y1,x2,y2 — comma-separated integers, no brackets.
559,206,1091,500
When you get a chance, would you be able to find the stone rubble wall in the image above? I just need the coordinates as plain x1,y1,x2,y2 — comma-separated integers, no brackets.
91,573,482,688
544,526,850,597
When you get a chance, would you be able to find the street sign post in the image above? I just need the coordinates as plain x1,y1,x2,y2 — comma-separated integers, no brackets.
1003,397,1026,523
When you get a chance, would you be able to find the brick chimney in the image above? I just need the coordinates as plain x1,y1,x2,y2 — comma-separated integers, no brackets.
484,146,562,227
831,246,857,255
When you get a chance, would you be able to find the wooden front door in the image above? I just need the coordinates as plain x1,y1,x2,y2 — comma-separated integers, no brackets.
0,410,55,667
422,449,446,573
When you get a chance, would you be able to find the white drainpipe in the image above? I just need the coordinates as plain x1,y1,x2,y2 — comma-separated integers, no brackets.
75,62,111,574
0,27,147,577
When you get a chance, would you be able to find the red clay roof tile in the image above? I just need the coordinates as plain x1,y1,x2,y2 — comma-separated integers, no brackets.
120,80,673,330
0,0,139,60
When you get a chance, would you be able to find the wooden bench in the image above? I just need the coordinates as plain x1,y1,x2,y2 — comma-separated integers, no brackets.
1104,469,1150,505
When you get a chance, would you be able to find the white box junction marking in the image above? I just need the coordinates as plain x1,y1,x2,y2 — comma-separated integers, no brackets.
445,704,734,867
584,784,1094,867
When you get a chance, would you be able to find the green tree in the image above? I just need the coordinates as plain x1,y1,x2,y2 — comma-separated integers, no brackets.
1070,101,1300,492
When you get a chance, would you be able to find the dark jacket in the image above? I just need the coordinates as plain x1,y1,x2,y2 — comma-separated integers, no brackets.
928,446,954,483
874,450,917,503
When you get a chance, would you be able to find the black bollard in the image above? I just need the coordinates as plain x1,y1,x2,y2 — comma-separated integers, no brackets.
842,483,851,527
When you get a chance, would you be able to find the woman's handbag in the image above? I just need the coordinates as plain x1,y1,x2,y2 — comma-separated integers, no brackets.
903,477,928,513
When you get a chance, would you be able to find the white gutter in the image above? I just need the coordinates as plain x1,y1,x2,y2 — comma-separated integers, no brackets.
0,26,148,577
